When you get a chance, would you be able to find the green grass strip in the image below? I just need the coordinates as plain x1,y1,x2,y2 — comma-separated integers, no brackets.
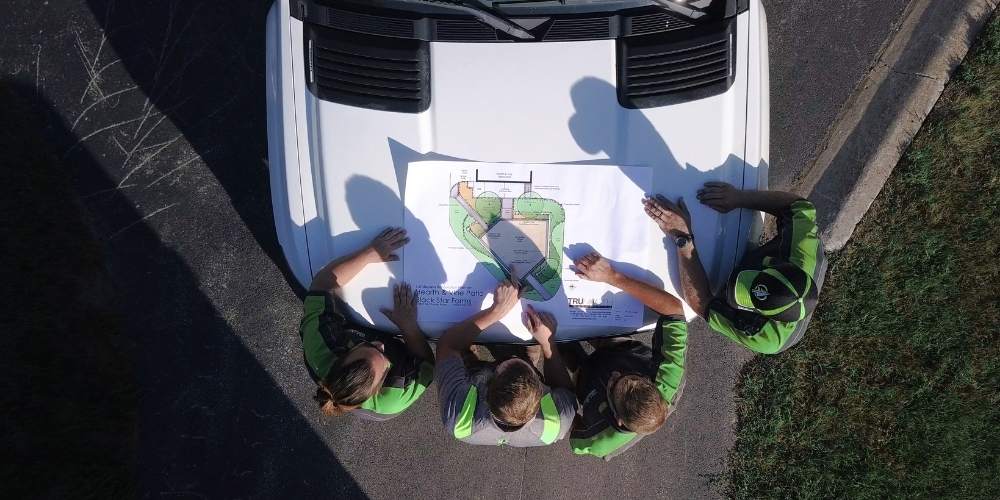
727,14,1000,500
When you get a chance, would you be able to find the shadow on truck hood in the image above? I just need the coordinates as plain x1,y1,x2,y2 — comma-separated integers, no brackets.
303,39,751,260
287,34,759,337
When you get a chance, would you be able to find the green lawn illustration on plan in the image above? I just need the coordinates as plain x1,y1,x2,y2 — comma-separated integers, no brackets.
449,177,565,301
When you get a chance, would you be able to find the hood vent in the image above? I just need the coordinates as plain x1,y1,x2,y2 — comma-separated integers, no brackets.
627,11,695,36
435,19,498,41
618,19,736,109
545,17,611,41
305,25,430,113
326,7,415,38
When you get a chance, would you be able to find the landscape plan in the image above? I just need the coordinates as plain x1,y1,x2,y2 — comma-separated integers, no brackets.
403,161,653,336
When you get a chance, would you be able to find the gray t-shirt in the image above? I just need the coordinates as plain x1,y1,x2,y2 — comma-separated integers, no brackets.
436,354,578,447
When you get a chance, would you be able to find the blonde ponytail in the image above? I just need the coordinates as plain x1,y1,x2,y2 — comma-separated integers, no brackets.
313,358,378,416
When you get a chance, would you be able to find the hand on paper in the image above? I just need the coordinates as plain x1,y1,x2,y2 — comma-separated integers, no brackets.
643,194,692,237
488,279,521,319
523,304,557,350
370,227,410,262
380,282,419,333
573,251,618,284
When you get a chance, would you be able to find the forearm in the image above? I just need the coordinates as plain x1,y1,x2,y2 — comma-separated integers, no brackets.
608,273,683,317
676,246,714,318
400,326,435,363
539,343,573,390
734,190,801,217
437,308,502,359
308,245,377,292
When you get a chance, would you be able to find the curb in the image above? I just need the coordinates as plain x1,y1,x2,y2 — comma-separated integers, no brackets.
792,0,998,252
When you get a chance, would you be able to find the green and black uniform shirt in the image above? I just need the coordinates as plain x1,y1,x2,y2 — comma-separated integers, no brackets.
436,354,578,447
299,291,433,421
707,199,827,354
570,316,688,460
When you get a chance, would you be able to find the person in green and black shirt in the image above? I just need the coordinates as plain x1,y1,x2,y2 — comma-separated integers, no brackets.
567,251,688,460
643,183,827,354
300,227,435,420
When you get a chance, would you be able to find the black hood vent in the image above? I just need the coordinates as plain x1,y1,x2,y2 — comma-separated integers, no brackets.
618,19,736,109
627,10,695,36
305,24,431,113
545,17,611,41
435,18,498,41
326,7,415,38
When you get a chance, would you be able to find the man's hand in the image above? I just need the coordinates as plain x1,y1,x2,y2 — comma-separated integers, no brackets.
697,182,744,213
573,251,618,284
643,195,692,237
488,279,521,319
380,282,419,333
369,227,409,262
523,305,557,350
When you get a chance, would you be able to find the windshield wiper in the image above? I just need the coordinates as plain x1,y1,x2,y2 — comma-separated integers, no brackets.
407,0,536,39
649,0,709,19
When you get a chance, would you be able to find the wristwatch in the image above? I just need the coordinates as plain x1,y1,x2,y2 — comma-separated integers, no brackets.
674,233,692,248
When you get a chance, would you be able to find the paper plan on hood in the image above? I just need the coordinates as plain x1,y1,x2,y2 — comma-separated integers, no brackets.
403,161,653,338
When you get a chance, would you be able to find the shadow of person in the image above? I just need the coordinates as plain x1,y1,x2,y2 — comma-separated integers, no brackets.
338,175,444,325
568,77,684,188
567,76,760,293
340,175,512,338
564,242,666,330
78,0,304,290
1,78,366,498
565,242,665,291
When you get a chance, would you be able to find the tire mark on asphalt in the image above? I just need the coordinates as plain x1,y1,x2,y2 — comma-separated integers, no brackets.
71,84,137,130
75,31,108,103
147,151,212,188
118,134,182,187
63,115,145,158
33,44,41,91
107,202,179,240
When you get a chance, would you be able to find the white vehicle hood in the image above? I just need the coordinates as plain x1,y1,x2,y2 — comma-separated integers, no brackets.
271,11,763,334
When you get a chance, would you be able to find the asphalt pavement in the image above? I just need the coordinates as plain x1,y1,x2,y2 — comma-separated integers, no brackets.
1,0,912,497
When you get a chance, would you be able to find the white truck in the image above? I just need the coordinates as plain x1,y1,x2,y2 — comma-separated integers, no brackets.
266,0,769,340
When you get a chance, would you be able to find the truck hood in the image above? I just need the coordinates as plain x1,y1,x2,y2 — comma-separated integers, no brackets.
283,25,757,331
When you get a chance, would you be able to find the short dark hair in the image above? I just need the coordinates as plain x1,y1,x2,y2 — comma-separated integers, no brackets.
612,375,667,434
487,362,543,428
314,358,378,417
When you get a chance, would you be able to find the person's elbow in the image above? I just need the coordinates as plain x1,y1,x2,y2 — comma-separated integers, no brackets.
684,296,710,320
308,270,340,293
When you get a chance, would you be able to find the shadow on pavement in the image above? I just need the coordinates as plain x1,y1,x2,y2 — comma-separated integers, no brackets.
805,4,981,233
1,79,135,498
0,79,367,498
81,0,303,294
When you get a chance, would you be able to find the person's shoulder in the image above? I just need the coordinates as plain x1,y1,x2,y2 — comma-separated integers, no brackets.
788,198,818,221
302,290,348,318
550,386,578,406
657,314,688,331
707,299,768,335
434,353,471,391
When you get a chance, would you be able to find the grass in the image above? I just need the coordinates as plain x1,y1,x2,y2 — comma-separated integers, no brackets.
726,14,1000,500
0,82,136,497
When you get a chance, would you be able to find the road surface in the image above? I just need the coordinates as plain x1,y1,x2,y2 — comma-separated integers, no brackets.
1,0,910,497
